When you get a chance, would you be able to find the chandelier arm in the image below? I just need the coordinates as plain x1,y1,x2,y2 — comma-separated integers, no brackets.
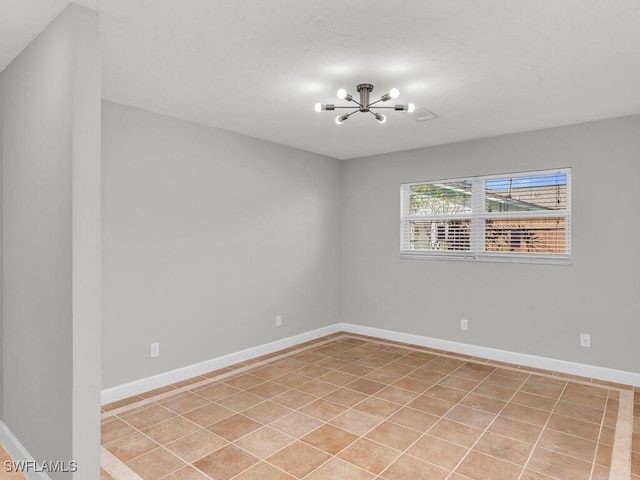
369,106,396,109
342,96,364,108
367,98,385,108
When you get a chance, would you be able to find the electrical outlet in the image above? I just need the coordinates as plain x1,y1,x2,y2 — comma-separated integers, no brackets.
276,315,282,327
461,319,468,331
580,333,591,348
150,342,160,358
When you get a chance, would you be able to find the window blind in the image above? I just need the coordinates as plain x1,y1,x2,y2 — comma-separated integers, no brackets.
400,169,571,264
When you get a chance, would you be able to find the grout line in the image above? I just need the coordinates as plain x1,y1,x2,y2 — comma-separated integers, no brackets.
609,389,634,480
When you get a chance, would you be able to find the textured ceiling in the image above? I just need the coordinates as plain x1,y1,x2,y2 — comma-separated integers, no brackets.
2,0,640,159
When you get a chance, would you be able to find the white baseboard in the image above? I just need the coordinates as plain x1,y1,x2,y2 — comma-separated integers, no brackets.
341,323,640,387
101,324,342,405
102,322,640,405
0,421,51,480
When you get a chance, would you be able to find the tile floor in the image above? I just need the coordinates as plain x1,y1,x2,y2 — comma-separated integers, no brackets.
100,333,635,480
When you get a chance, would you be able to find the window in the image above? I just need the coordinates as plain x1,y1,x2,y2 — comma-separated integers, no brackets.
400,169,571,264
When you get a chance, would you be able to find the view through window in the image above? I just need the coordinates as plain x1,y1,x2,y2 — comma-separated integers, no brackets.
400,169,570,264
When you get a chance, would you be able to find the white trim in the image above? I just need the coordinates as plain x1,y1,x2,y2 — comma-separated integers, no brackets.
0,421,52,480
341,323,640,387
100,324,342,405
101,321,640,405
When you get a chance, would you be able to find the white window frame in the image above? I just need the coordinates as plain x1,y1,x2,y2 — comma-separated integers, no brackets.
400,168,571,265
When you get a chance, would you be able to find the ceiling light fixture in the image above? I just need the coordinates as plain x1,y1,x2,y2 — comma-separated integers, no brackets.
315,83,415,124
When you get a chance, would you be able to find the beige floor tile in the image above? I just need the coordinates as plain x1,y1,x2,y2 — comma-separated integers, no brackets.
158,465,210,480
353,396,402,418
424,384,469,403
126,447,185,480
519,379,564,399
320,370,360,386
232,461,295,480
192,383,239,401
165,428,227,463
297,380,338,397
302,424,358,455
392,376,435,393
305,457,375,480
299,398,347,421
459,393,506,414
266,441,331,478
101,418,137,445
546,413,601,441
120,404,176,430
454,450,522,480
346,378,388,395
271,371,310,388
158,392,210,415
438,375,481,391
216,391,264,411
271,389,317,409
408,394,456,416
364,421,422,451
207,414,262,441
473,382,517,401
338,438,401,475
489,416,543,444
270,411,323,437
142,416,199,445
251,365,290,380
499,403,550,427
473,431,532,465
407,434,467,469
104,431,159,463
388,406,439,432
429,419,484,448
380,453,449,480
510,391,557,412
560,389,607,410
182,402,234,427
526,447,592,479
445,405,495,430
330,408,382,435
246,381,290,399
234,426,293,458
242,400,290,424
595,442,612,467
193,444,258,480
323,387,368,407
223,374,265,390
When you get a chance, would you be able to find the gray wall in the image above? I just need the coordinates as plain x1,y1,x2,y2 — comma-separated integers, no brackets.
341,115,640,374
1,5,101,479
102,102,341,388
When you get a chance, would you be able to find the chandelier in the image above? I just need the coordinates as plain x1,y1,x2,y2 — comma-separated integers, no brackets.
315,83,415,124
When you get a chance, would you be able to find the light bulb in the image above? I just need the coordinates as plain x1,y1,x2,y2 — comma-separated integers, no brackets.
407,103,415,113
375,113,387,124
389,88,399,99
336,115,344,124
314,103,322,112
337,88,347,99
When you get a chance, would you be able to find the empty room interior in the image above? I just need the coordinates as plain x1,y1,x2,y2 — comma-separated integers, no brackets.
0,1,639,479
